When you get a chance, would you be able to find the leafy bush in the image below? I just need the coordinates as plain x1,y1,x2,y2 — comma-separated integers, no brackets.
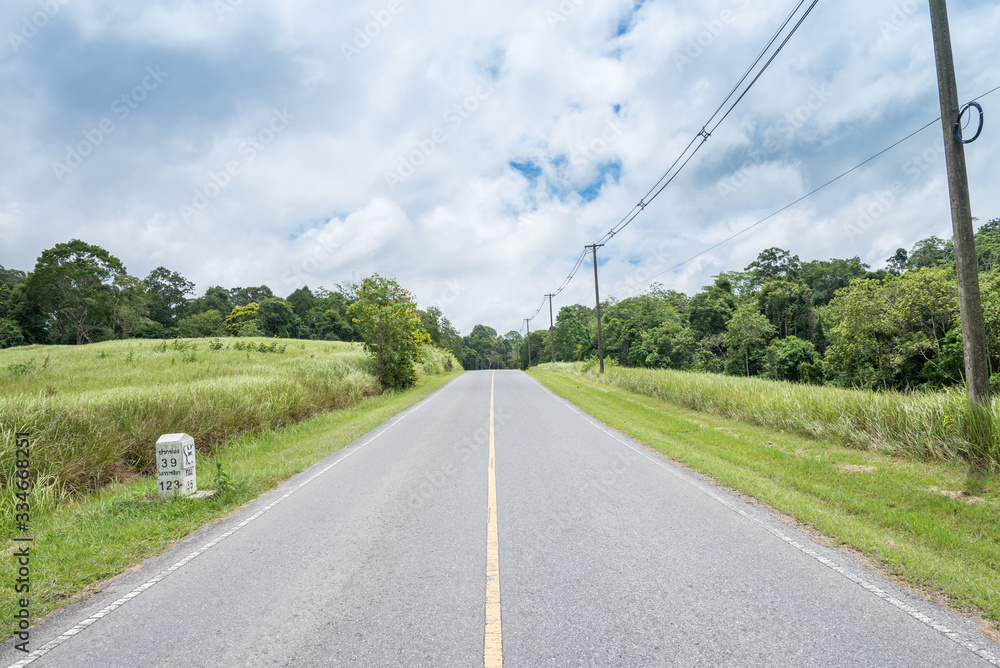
765,336,820,383
7,358,36,376
348,275,428,390
225,303,260,335
231,340,286,354
177,310,225,338
236,322,264,337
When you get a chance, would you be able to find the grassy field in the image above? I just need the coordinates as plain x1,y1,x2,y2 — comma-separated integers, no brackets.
532,365,1000,636
0,338,461,640
568,363,1000,470
0,338,456,507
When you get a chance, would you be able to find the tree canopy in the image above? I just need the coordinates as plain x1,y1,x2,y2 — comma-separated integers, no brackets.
348,274,429,390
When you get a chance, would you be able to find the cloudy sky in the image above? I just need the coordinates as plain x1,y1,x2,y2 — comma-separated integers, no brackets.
2,0,999,335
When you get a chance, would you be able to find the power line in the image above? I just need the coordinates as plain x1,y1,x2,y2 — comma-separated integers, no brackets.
606,81,1000,298
593,0,820,248
526,0,820,321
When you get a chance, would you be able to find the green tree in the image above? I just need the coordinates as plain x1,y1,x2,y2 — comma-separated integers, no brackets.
0,317,25,349
799,257,870,307
258,298,302,338
0,283,26,348
520,330,547,369
724,301,776,376
187,286,233,317
0,284,12,320
822,278,896,388
107,274,150,339
23,239,129,345
9,283,46,344
0,265,26,289
822,268,960,389
177,309,226,337
745,247,801,291
348,274,429,389
501,331,522,368
907,236,952,270
463,324,500,370
974,218,1000,272
979,271,1000,375
225,303,260,335
286,286,318,319
143,267,195,326
554,304,594,361
688,282,735,339
765,336,821,383
757,280,813,339
602,293,673,365
229,285,274,307
420,306,462,353
886,248,909,275
641,316,698,370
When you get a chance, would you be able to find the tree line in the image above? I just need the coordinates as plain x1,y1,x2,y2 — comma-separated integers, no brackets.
0,240,465,368
461,219,1000,392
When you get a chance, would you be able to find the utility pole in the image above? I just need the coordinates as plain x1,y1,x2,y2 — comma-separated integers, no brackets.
546,294,556,364
929,0,991,402
586,244,605,374
524,318,531,370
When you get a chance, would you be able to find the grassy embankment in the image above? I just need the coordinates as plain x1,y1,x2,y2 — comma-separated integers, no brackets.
0,338,461,639
532,363,1000,635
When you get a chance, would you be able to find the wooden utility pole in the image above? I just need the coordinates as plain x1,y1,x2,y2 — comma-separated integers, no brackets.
524,318,531,370
546,294,556,364
586,244,605,374
929,0,991,401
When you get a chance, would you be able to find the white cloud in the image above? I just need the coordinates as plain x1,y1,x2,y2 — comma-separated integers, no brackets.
1,0,998,334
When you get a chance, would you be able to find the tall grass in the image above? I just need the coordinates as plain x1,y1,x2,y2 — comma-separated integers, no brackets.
0,338,456,508
543,363,1000,470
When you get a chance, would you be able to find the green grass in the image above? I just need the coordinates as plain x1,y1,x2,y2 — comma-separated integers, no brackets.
563,362,1000,470
532,366,1000,633
0,366,462,640
0,338,388,505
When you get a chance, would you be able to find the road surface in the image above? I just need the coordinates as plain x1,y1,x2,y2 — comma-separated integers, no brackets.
4,370,999,667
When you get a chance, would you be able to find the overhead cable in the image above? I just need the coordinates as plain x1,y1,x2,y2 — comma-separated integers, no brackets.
606,82,1000,298
526,0,821,321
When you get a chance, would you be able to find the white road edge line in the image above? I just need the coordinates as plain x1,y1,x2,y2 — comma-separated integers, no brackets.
6,381,455,668
532,375,1000,667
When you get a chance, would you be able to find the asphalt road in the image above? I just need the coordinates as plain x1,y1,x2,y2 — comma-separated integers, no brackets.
4,370,999,667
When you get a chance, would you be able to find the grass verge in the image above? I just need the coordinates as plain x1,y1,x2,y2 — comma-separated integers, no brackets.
532,366,1000,636
0,369,462,641
0,339,383,498
566,363,1000,470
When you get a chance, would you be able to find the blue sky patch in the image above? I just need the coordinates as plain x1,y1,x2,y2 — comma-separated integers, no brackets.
577,161,622,203
510,160,542,184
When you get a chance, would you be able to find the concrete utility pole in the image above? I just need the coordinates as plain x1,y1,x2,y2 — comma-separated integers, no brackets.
524,318,531,370
929,0,991,402
586,244,605,374
547,294,556,364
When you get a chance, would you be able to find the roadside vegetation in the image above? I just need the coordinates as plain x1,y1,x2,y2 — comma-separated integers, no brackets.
0,262,463,640
0,364,460,640
457,221,1000,393
571,363,1000,470
532,365,1000,635
0,337,459,505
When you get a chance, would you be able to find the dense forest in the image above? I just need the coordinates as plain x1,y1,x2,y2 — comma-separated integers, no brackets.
466,219,1000,392
4,221,1000,392
0,239,466,361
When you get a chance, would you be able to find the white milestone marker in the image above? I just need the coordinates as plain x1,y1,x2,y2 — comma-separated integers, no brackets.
156,433,197,498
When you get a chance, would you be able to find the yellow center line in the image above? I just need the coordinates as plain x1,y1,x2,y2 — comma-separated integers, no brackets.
485,371,503,667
